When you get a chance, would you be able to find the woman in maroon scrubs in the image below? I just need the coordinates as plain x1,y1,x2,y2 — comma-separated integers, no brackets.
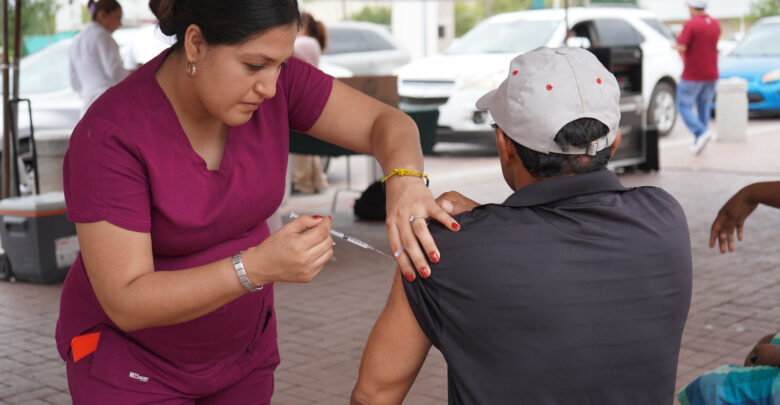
56,0,458,403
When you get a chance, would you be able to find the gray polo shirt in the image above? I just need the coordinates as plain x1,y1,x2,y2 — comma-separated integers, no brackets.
404,170,692,404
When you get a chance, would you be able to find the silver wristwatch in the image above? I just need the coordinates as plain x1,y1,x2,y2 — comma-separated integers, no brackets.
232,251,263,292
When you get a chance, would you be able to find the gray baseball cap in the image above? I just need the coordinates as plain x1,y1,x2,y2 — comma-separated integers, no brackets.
475,47,621,156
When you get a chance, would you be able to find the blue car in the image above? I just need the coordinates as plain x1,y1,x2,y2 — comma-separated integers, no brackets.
719,16,780,113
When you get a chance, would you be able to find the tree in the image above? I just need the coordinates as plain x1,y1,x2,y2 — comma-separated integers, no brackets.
348,6,391,26
748,0,780,22
1,0,59,57
455,0,533,37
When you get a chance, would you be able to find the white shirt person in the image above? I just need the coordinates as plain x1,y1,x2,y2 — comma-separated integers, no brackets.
69,0,129,115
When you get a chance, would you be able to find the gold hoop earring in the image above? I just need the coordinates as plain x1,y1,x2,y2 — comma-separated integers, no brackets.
185,61,197,77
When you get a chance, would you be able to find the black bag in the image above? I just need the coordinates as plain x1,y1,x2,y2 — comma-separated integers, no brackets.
354,181,386,220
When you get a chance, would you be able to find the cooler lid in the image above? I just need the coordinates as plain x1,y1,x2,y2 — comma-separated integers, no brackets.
0,191,67,213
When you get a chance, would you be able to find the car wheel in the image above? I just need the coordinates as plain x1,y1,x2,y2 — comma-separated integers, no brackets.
648,82,676,136
0,253,12,281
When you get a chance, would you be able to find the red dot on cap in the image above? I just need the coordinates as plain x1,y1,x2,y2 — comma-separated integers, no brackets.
546,84,553,91
512,70,518,76
597,78,602,84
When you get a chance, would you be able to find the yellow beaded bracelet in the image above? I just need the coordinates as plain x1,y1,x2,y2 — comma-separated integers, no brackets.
381,168,430,187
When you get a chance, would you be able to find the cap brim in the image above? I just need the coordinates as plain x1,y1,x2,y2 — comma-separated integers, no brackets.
475,89,498,111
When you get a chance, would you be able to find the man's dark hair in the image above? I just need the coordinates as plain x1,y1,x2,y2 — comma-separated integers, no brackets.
496,118,613,178
149,0,301,51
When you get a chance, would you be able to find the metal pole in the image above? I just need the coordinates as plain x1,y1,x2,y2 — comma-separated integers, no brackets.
11,0,21,196
1,0,10,199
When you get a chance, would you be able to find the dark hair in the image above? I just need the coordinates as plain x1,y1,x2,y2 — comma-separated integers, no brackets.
500,118,613,178
88,0,121,21
149,0,302,50
301,12,328,51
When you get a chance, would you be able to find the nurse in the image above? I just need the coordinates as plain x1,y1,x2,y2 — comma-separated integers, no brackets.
56,0,457,403
68,0,130,115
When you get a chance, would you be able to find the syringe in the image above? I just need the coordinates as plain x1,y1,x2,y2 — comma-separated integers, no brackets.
289,212,394,261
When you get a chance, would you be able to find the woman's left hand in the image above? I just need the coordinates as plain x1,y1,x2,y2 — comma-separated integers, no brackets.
384,175,459,282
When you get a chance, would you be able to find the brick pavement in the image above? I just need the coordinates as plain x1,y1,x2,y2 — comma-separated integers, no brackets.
1,118,780,404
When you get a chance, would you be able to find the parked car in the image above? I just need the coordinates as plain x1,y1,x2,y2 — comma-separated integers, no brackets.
8,24,350,139
719,16,780,114
321,21,410,76
397,6,683,141
6,24,172,138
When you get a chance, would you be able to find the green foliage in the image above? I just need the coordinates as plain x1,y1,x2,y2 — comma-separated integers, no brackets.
0,0,59,57
747,0,780,23
348,6,391,26
454,0,533,37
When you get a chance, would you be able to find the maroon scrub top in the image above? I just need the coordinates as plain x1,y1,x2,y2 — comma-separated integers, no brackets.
56,49,333,396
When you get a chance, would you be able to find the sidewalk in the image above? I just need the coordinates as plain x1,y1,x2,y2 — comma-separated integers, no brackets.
1,118,780,404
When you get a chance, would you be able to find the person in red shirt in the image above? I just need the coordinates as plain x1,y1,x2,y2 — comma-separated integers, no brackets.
674,0,721,155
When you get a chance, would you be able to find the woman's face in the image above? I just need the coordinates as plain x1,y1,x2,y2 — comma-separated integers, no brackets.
98,8,122,33
193,22,298,127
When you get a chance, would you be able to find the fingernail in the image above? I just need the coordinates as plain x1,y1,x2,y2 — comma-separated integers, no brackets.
429,251,439,264
451,222,460,231
404,272,415,282
394,248,404,258
313,215,323,219
420,266,430,279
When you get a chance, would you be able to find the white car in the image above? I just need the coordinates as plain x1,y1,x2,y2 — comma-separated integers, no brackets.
321,21,410,76
397,6,683,140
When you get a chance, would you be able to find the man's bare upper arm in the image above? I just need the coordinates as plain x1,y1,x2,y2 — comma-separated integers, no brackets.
352,270,432,404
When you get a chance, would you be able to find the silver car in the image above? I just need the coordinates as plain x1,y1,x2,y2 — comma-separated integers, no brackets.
321,21,410,76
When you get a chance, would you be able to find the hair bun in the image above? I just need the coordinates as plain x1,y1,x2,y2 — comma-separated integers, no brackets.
149,0,176,36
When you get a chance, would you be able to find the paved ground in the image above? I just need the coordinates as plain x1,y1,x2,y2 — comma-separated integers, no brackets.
2,116,780,404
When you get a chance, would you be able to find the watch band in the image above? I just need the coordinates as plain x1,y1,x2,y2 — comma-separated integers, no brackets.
232,251,263,293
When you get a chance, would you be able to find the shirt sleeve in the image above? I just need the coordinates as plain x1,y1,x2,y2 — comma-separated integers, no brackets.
280,57,334,133
63,116,151,232
97,32,130,85
677,21,692,47
69,48,82,93
402,276,444,348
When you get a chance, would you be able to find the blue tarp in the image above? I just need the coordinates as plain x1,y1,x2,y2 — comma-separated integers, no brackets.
23,31,77,55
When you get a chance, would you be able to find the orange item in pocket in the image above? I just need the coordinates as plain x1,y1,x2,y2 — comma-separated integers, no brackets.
70,332,101,362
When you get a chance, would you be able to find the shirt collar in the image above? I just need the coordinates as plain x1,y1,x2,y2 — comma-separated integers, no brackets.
502,170,628,208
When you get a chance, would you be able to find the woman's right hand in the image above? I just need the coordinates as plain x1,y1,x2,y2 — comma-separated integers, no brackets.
245,214,334,285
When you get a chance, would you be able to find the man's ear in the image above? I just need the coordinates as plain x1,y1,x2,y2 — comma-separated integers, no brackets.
495,128,517,165
183,24,206,63
609,127,622,158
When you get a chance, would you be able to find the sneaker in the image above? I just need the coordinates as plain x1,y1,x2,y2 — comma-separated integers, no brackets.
691,130,712,155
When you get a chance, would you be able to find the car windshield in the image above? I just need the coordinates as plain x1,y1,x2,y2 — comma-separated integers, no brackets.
731,23,780,56
445,19,560,54
9,42,70,94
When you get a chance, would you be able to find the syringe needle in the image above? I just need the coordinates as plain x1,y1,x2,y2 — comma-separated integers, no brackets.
289,211,394,261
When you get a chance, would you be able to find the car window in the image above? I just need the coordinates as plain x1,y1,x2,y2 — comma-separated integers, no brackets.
326,28,366,54
445,19,559,54
592,19,644,47
360,30,394,52
641,18,676,40
20,43,70,94
731,23,780,56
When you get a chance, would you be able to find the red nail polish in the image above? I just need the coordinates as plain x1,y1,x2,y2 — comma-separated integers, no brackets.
429,251,439,264
420,267,430,279
404,272,415,282
451,222,460,231
312,215,323,219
